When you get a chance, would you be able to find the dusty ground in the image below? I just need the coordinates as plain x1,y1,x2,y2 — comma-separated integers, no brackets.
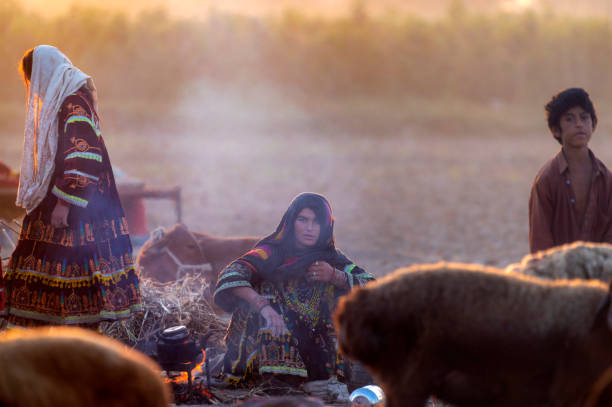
107,121,612,276
135,129,537,274
3,94,612,276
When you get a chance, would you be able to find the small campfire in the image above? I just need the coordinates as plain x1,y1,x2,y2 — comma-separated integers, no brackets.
156,325,213,404
157,325,218,404
101,276,228,404
166,368,216,405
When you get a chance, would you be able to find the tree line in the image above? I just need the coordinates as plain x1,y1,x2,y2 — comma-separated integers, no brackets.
2,0,611,106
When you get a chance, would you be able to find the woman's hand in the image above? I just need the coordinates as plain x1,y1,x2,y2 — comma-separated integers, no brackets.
260,305,287,337
51,200,70,228
307,260,335,282
308,261,348,288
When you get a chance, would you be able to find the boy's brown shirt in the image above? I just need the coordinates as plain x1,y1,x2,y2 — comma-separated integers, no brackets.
529,149,612,253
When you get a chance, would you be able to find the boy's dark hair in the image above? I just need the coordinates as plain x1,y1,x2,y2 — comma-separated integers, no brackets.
19,48,34,84
545,88,597,145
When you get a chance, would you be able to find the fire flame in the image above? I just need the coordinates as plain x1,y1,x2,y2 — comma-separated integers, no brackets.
163,349,214,400
164,349,206,384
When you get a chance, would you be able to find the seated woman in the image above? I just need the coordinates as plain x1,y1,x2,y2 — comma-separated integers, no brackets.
213,193,374,386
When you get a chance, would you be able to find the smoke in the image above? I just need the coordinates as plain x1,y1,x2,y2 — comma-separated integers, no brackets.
158,79,344,236
172,80,310,137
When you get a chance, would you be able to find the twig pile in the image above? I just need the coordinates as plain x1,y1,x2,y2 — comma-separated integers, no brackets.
101,274,228,348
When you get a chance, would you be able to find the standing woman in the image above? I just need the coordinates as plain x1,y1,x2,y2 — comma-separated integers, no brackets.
2,45,142,329
214,192,374,386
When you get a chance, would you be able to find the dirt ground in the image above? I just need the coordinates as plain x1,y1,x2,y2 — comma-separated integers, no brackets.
107,122,612,277
3,99,612,277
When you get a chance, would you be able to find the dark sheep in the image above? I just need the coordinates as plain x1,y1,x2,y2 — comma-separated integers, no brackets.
334,262,612,407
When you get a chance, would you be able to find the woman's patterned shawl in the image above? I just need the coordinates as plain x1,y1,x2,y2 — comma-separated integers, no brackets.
17,45,92,213
214,193,372,312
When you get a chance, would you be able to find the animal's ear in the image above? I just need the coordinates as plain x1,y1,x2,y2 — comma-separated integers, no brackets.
150,226,166,242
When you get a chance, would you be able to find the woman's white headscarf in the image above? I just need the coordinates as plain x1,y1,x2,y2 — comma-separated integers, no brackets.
16,45,94,213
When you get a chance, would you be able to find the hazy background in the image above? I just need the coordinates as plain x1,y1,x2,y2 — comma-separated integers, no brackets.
13,0,612,18
2,0,612,275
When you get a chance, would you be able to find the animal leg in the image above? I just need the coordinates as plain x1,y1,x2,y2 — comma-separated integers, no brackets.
435,370,503,406
380,364,431,407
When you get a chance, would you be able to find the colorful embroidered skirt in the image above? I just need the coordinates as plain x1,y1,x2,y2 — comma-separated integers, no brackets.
221,281,345,385
2,210,142,328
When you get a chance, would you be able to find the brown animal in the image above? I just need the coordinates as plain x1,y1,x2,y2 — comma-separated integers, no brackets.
0,327,170,407
506,241,612,282
334,262,612,407
584,365,612,407
136,223,259,286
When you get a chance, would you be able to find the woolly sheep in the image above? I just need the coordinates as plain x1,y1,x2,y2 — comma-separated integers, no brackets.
0,327,170,407
334,262,612,407
505,241,612,282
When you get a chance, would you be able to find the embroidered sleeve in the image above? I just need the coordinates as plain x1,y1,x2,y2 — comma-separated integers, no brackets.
342,264,375,290
213,260,254,312
52,94,103,208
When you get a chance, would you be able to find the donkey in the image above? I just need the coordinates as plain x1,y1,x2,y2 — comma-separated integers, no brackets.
135,223,258,290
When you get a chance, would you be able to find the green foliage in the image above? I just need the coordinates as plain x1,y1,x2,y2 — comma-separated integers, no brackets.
0,1,204,103
2,0,612,106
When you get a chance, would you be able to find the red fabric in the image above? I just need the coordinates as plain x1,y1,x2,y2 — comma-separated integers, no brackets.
122,198,148,236
0,161,19,188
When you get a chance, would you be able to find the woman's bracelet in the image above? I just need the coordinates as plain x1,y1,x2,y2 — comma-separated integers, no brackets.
331,269,348,287
258,303,271,314
253,296,270,314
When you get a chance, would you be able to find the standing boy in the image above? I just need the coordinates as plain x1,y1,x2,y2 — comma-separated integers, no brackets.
529,88,612,253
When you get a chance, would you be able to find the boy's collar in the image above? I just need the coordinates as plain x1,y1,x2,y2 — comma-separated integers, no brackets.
558,148,603,176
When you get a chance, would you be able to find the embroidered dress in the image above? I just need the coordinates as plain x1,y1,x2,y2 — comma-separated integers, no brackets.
3,89,142,328
214,193,374,385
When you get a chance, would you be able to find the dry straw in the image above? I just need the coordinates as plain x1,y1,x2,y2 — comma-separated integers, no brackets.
101,274,228,348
